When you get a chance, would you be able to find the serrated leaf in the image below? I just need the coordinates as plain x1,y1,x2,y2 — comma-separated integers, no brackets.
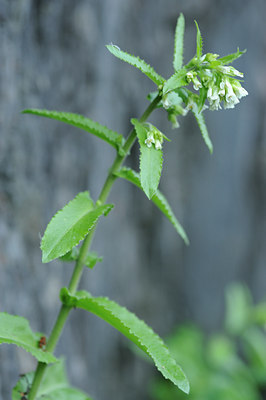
106,44,165,86
194,21,203,59
192,109,213,153
115,167,189,244
218,48,246,65
41,192,113,263
131,119,163,199
22,109,124,153
12,360,92,400
0,313,57,364
173,13,185,71
60,288,189,394
163,68,188,95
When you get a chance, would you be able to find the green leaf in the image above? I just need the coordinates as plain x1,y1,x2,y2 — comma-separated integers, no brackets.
218,48,246,65
12,360,92,400
131,119,163,199
192,109,213,153
60,288,190,394
163,68,188,95
225,283,252,335
106,44,165,86
253,303,266,326
173,13,185,71
60,247,80,262
242,327,266,384
41,191,113,263
0,312,57,364
60,248,102,269
84,251,103,269
197,86,208,113
194,21,203,59
22,109,125,153
115,167,189,244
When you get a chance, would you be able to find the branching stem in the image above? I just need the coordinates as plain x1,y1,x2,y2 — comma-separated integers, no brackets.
28,94,161,400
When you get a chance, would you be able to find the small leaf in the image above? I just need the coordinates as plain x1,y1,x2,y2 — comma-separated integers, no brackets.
173,13,185,71
192,109,213,153
131,119,163,199
22,109,124,153
41,192,113,263
106,45,165,86
60,288,190,394
194,21,203,59
12,360,92,400
115,168,189,244
84,251,103,269
197,86,208,113
163,68,188,95
60,247,80,262
218,48,246,65
0,312,57,364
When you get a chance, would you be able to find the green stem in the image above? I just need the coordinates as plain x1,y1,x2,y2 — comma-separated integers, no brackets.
28,94,161,399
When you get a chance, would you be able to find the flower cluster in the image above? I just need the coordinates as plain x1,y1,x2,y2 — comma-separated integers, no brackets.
185,54,248,111
144,124,164,150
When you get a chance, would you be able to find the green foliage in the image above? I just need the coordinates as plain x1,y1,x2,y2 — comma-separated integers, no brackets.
60,288,189,394
0,313,57,363
106,44,165,86
194,21,203,59
218,48,246,65
22,109,125,154
173,13,185,71
192,108,213,154
150,283,266,400
115,167,189,244
163,68,188,95
41,192,113,263
12,360,92,400
131,118,163,199
225,282,252,335
60,249,103,269
10,12,248,400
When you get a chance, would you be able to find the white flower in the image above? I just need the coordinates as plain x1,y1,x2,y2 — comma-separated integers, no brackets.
217,65,243,77
207,86,221,110
193,77,202,90
185,98,197,113
145,133,155,148
218,80,226,97
155,139,162,150
232,81,248,99
225,80,239,104
186,71,194,82
210,98,222,111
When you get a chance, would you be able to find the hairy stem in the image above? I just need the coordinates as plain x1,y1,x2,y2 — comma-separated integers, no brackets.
28,94,161,399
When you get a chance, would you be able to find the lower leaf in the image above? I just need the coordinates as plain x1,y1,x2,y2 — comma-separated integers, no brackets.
0,312,57,364
60,288,189,394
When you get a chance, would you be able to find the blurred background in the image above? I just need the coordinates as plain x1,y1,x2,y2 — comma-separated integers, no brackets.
0,0,265,399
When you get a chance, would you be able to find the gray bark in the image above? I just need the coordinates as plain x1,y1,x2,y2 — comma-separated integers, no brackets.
0,0,265,399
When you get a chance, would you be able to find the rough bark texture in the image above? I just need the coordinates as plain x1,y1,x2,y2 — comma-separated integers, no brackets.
0,1,265,399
